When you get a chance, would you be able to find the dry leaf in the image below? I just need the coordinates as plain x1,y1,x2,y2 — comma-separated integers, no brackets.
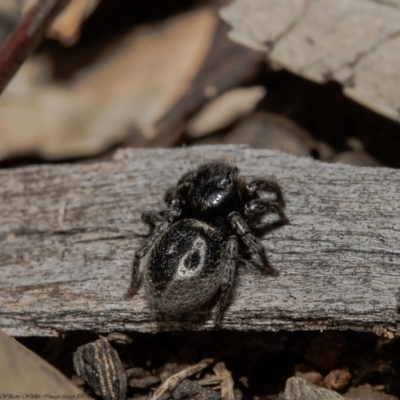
0,329,83,394
0,8,217,160
220,0,400,122
188,86,266,138
48,0,100,46
222,112,312,156
22,0,99,46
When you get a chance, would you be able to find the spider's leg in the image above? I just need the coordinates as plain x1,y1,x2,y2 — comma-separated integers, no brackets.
229,211,277,276
142,208,180,232
125,221,169,298
247,178,285,208
164,186,178,207
215,235,237,326
244,198,288,225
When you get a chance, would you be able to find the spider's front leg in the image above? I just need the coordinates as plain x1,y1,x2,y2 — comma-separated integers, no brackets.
228,211,278,276
125,221,170,298
164,186,179,208
215,235,237,326
247,178,285,208
142,207,181,232
244,198,288,225
141,184,182,232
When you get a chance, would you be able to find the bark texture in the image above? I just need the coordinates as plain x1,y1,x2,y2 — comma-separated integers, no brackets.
0,145,399,336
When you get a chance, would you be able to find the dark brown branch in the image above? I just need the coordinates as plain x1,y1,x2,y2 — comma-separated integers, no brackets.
0,0,70,95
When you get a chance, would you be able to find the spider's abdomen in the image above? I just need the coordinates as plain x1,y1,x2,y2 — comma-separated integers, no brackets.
144,219,225,314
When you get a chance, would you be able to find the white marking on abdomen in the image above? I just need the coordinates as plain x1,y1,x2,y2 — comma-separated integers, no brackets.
176,235,207,279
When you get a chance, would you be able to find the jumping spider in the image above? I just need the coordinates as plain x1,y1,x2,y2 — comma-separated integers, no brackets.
126,161,287,325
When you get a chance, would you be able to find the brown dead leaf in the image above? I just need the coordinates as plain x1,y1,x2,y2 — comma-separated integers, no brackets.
294,364,323,387
188,86,266,138
0,328,84,394
0,8,217,160
48,0,100,46
23,0,99,46
220,0,400,122
222,111,313,155
324,368,351,391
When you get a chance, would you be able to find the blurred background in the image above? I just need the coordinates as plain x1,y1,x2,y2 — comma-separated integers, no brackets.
1,0,400,169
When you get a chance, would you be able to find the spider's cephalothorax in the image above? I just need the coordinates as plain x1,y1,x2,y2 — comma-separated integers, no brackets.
126,161,288,325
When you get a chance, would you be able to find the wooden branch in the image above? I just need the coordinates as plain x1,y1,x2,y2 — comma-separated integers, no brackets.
0,0,70,95
0,145,399,337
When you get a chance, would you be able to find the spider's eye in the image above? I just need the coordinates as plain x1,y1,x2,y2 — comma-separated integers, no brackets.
220,178,231,187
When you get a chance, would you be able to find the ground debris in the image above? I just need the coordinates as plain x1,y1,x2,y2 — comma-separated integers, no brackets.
73,336,127,400
108,332,134,345
284,377,344,400
187,86,266,138
151,358,214,400
213,362,234,400
129,376,160,390
221,111,313,156
294,364,323,387
345,384,398,400
324,368,351,391
15,329,400,400
304,332,347,373
172,379,221,400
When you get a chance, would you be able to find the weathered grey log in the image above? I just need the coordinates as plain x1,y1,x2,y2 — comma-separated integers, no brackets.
0,145,399,337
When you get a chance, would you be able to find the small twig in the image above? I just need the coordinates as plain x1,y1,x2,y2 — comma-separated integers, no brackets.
0,0,70,95
197,376,224,386
151,358,215,400
213,362,235,400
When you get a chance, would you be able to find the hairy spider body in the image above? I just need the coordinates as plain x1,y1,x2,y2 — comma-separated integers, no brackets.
145,219,225,314
126,161,287,325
